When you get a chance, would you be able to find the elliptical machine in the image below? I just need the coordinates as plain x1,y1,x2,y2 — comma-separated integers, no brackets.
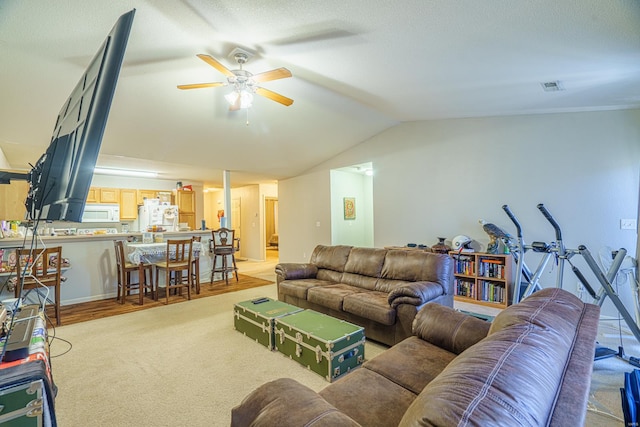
502,203,640,363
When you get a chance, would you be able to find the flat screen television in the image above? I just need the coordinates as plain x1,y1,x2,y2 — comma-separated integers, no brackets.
22,9,136,223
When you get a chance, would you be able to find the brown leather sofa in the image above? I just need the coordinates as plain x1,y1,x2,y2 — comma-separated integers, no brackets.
231,288,599,427
276,245,454,346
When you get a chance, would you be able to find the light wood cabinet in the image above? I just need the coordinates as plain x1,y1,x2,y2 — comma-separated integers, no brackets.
176,190,196,230
157,191,173,204
178,213,196,230
0,180,29,220
119,189,138,220
450,252,514,308
176,190,195,213
87,187,120,204
86,187,99,203
137,190,173,205
99,188,120,204
137,189,157,205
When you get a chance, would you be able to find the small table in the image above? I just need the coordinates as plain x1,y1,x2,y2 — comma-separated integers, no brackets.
126,241,202,265
126,242,211,287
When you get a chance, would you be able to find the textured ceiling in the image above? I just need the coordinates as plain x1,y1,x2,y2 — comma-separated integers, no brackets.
0,0,639,187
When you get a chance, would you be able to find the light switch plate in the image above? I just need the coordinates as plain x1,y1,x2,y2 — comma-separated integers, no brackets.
620,219,637,230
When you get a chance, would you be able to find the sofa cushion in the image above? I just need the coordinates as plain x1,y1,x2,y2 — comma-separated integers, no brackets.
316,269,345,283
311,245,353,272
307,284,364,311
398,287,597,427
363,336,456,395
341,247,387,290
342,291,396,325
320,368,416,427
278,279,334,299
374,278,412,294
381,250,451,292
412,303,491,354
230,378,360,427
488,287,586,336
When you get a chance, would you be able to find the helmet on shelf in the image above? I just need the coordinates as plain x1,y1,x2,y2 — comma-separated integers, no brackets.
451,235,472,251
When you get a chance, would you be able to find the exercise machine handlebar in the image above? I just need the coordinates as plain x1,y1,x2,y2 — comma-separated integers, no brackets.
537,203,563,241
502,205,522,238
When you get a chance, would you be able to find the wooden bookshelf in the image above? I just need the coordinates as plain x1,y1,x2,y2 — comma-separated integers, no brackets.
449,252,514,308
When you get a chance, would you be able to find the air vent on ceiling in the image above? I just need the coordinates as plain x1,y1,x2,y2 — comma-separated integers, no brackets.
540,81,564,92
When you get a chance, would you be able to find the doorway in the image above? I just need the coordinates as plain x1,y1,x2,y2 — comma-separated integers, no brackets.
265,197,278,260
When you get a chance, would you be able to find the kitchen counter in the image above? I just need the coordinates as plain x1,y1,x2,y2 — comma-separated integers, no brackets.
0,230,213,308
0,230,211,246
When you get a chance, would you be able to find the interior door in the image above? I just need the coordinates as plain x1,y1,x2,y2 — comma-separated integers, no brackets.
265,197,278,248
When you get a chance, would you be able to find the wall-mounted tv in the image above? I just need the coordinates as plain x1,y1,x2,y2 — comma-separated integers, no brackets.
21,9,136,223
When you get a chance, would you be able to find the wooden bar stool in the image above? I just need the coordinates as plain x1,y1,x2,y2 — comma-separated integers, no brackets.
155,239,193,304
113,240,154,305
210,228,239,285
191,235,201,294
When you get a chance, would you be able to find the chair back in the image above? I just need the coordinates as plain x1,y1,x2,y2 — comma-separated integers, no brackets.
191,236,202,259
165,239,193,266
211,228,235,254
113,240,127,279
15,246,63,289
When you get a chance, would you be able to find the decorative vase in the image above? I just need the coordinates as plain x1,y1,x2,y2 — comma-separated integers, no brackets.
431,237,451,254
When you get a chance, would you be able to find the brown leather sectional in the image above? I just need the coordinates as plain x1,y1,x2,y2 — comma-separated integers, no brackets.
276,245,454,346
231,288,600,426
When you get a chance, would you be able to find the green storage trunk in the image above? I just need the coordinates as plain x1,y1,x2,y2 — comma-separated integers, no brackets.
0,379,46,426
233,298,302,350
274,310,365,382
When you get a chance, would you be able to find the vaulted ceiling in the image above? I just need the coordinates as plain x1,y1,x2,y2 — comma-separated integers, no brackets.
1,0,639,187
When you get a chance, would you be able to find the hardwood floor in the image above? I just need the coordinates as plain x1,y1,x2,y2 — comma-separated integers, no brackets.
55,274,274,327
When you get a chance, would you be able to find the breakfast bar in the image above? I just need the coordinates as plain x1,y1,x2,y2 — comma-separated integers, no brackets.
0,230,212,307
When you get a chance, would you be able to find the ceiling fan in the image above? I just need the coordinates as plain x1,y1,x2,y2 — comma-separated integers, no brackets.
177,49,293,111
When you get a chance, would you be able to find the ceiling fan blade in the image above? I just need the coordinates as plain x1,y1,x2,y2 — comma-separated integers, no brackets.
196,54,235,77
252,67,292,83
177,82,226,90
255,87,294,106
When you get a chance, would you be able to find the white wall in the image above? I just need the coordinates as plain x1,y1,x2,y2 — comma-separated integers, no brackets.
279,170,332,262
330,170,373,247
278,109,640,316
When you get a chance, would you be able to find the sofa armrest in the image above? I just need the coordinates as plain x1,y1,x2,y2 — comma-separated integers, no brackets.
412,303,491,354
275,263,318,281
387,281,444,308
231,378,361,427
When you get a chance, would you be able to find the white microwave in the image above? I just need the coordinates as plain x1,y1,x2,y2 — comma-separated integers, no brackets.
81,204,120,223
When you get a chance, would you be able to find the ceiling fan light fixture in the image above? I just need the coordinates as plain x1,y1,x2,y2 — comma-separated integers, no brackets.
225,89,253,109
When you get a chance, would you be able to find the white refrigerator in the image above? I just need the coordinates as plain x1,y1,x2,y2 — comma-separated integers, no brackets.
138,199,179,231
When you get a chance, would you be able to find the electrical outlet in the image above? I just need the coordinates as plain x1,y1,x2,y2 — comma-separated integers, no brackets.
620,219,637,230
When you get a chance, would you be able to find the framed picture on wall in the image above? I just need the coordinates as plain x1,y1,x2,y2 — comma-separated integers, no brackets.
344,197,356,220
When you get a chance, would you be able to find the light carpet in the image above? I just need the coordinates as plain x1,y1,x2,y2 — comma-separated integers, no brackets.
50,282,633,426
586,319,640,426
50,283,385,426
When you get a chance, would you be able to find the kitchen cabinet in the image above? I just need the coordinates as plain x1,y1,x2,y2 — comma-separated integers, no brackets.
176,190,196,230
119,189,138,219
137,190,173,205
137,189,157,205
179,212,196,230
87,187,120,204
176,190,195,213
99,188,120,204
86,187,99,203
0,180,28,220
157,191,173,204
